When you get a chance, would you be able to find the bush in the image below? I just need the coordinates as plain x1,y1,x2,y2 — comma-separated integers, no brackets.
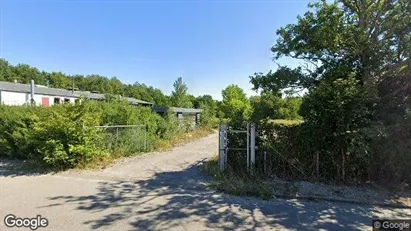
0,100,213,170
31,104,107,169
258,77,382,182
0,104,108,169
0,106,41,159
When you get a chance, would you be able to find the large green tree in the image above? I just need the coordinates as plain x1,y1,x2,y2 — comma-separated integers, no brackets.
170,77,193,108
250,0,411,93
249,0,411,182
220,85,252,124
0,58,171,107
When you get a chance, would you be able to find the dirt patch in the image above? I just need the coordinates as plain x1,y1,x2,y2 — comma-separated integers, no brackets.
265,177,411,208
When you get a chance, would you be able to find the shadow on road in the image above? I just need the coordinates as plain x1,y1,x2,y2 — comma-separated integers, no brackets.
45,160,410,230
0,158,46,177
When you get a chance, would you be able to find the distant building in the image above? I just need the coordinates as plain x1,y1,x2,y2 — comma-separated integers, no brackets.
0,81,153,107
152,107,202,126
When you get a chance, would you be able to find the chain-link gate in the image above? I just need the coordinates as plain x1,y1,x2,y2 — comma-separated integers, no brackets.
218,123,256,172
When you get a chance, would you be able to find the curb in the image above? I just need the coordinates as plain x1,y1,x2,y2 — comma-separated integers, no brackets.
271,193,411,209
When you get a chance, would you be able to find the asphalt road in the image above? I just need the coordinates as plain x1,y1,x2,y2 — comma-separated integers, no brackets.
1,133,410,231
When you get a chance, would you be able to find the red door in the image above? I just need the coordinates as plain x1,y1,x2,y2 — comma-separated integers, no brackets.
42,97,50,107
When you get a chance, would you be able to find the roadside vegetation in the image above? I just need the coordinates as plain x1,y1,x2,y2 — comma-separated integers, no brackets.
0,101,215,170
203,156,273,200
203,0,411,199
1,0,409,198
0,74,218,170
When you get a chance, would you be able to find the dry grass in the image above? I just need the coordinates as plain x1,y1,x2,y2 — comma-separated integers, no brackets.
269,119,304,126
202,156,273,200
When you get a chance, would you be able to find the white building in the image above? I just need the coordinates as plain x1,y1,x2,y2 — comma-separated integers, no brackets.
0,81,153,107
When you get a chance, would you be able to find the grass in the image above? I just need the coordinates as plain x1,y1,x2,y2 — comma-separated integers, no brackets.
269,119,304,126
202,155,273,200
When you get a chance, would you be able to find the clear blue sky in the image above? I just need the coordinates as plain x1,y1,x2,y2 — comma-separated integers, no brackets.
0,0,310,100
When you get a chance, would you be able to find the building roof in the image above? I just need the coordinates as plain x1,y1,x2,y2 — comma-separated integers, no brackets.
0,81,153,106
152,106,203,114
0,81,77,97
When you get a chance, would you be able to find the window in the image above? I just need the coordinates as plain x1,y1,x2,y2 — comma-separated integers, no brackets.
54,97,60,104
64,98,70,104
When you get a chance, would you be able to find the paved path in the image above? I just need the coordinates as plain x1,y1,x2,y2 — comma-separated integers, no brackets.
1,133,410,231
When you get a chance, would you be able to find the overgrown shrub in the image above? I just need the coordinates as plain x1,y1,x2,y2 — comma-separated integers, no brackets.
0,100,212,169
31,104,107,169
0,106,41,159
258,77,383,182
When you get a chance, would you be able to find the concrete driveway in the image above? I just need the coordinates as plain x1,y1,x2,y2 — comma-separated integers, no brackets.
1,133,410,231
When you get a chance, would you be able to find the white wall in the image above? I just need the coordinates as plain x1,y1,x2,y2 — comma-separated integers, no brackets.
0,90,77,106
0,91,28,106
33,94,76,106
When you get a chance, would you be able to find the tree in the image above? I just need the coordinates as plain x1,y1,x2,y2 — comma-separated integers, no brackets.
0,58,172,107
250,92,303,122
220,85,252,124
193,95,218,127
248,0,411,182
250,0,411,92
0,59,17,82
170,77,193,108
47,72,71,89
193,95,216,109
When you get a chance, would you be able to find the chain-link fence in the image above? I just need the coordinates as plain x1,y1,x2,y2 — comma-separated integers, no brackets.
96,125,147,156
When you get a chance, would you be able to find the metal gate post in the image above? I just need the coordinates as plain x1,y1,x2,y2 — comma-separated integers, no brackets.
247,122,250,169
250,123,256,169
219,124,227,171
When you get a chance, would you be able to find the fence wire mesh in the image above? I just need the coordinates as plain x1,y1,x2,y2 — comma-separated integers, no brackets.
95,125,147,156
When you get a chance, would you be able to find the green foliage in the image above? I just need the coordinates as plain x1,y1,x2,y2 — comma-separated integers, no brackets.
250,92,303,122
170,77,193,108
258,77,385,181
270,119,304,127
248,0,411,183
299,77,379,180
0,106,41,159
0,104,107,169
0,100,206,170
221,85,252,125
31,104,107,169
0,59,170,106
194,95,219,128
198,102,219,128
250,0,411,91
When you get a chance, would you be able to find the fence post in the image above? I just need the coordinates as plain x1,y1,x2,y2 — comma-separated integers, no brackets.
250,123,256,169
116,127,119,145
247,122,250,169
219,124,227,172
144,125,147,152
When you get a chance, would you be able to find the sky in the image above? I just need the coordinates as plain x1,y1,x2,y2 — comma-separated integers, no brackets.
0,0,310,100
